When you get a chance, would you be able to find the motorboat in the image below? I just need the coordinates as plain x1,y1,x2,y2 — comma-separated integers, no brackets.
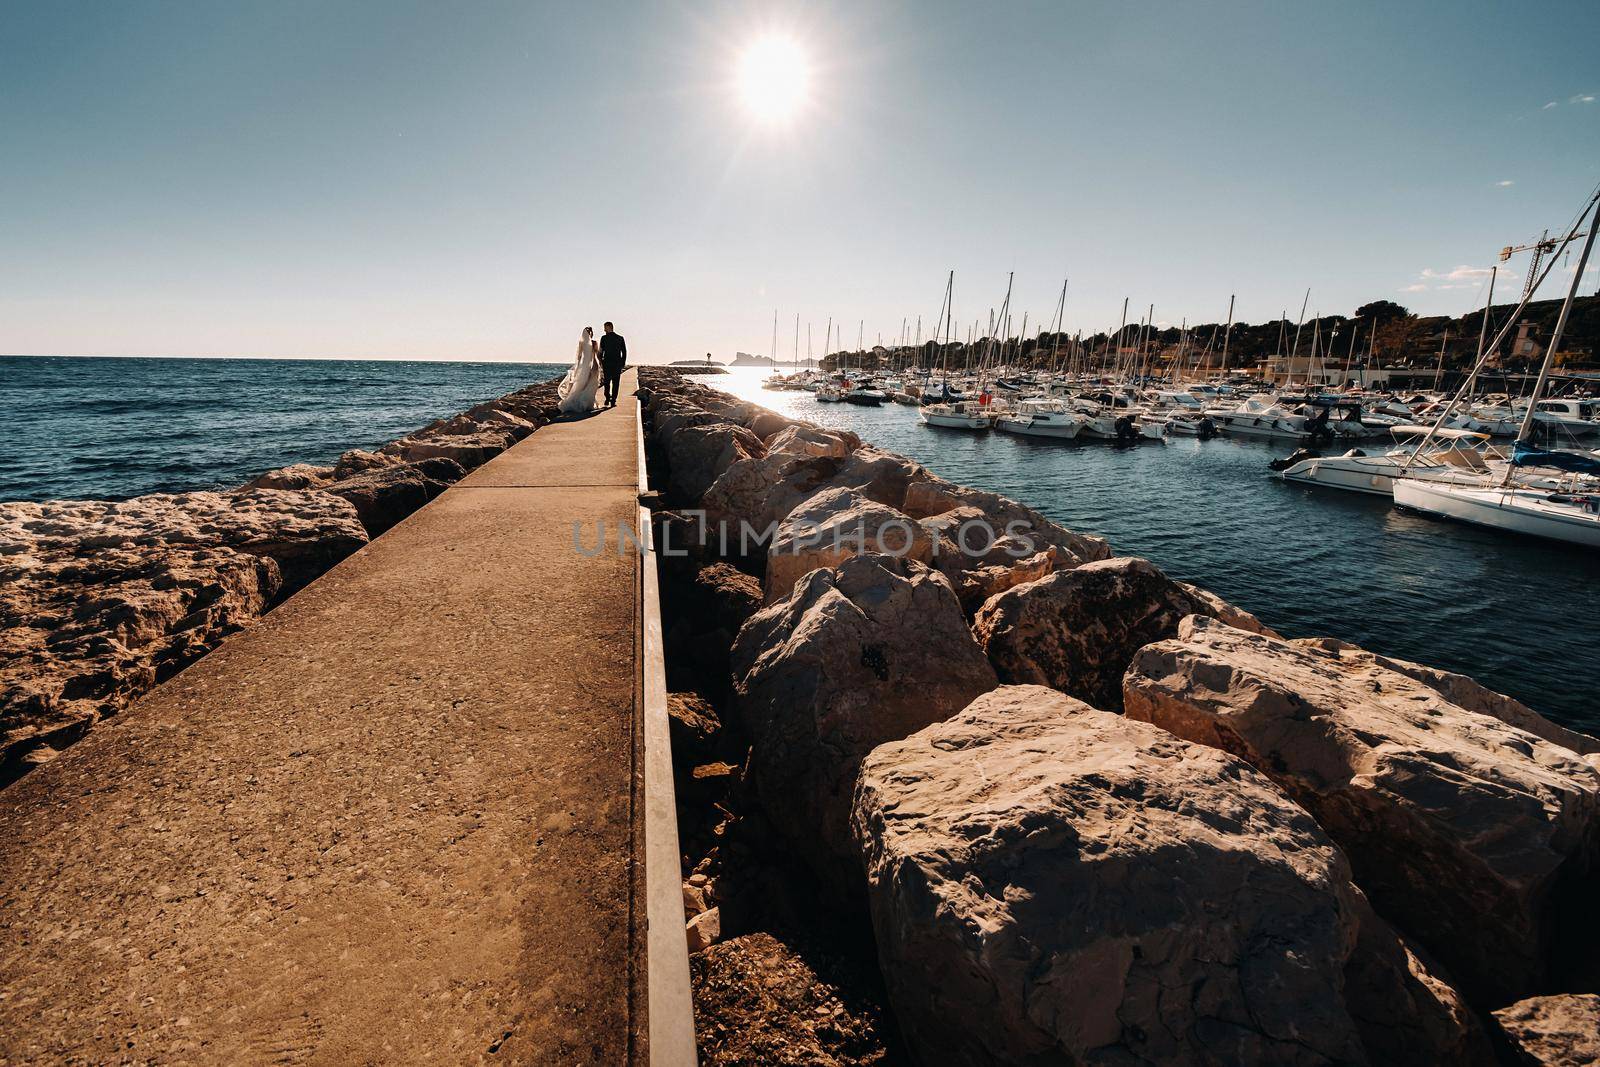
1272,426,1499,497
1211,394,1312,440
920,400,995,430
843,385,887,406
994,398,1088,439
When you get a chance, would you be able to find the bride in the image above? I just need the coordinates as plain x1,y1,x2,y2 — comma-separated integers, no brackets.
558,326,603,415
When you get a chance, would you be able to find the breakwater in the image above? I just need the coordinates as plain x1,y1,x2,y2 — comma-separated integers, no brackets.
0,376,564,784
638,367,1600,1066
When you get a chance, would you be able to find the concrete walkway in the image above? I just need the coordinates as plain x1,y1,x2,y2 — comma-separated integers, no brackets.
0,373,645,1064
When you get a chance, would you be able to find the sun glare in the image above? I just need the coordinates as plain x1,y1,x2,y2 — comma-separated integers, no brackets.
736,35,810,122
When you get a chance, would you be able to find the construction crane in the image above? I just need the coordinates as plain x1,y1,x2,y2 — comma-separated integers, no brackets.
1501,226,1597,299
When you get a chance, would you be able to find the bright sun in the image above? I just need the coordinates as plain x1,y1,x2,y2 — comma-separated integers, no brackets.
736,36,810,122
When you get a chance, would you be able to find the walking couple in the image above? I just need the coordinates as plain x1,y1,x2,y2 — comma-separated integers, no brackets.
557,322,627,415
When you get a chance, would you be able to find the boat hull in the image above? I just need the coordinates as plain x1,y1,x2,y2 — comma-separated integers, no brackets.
995,417,1082,439
1393,478,1600,548
921,412,992,430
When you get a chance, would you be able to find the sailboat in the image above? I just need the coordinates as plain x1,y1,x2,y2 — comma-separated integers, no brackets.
1393,189,1600,548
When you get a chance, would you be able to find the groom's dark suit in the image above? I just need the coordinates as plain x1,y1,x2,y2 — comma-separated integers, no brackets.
599,330,627,407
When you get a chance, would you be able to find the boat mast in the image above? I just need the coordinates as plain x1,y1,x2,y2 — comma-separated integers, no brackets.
1219,293,1235,377
1431,328,1448,392
1464,267,1497,399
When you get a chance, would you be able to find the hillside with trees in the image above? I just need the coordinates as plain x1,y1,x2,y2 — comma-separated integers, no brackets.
819,294,1599,374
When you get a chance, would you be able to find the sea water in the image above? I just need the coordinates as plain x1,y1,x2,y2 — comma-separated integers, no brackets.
0,355,564,501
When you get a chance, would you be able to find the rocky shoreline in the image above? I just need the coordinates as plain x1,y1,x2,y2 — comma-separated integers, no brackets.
0,378,563,784
638,367,1600,1067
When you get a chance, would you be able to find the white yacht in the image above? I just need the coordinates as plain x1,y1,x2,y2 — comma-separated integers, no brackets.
1211,394,1311,440
1273,427,1497,497
994,398,1088,439
920,400,995,430
1393,479,1600,547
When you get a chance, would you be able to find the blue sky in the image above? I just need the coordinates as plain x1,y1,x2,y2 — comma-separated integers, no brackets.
2,0,1596,362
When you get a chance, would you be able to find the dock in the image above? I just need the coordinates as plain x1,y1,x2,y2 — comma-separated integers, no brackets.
0,370,695,1064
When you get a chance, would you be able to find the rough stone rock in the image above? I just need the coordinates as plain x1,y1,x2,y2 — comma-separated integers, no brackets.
460,404,541,439
764,487,932,604
730,555,996,897
686,906,722,954
0,491,367,780
690,932,894,1066
1175,581,1280,637
701,451,845,534
920,505,1071,615
332,448,397,480
650,397,729,451
902,474,1112,565
853,684,1384,1067
325,457,463,536
243,463,334,491
1492,994,1600,1066
974,556,1268,710
666,422,766,504
826,445,931,512
1341,893,1495,1065
660,562,763,702
383,430,514,470
1293,635,1599,756
667,691,722,763
1124,615,1600,1004
765,423,859,460
743,409,797,442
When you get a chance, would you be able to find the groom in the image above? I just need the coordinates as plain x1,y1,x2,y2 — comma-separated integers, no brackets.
599,321,627,408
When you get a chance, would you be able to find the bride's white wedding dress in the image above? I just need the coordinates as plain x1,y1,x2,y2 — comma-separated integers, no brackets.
558,333,602,414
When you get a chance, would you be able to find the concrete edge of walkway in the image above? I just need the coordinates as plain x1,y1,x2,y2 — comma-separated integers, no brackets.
637,401,700,1065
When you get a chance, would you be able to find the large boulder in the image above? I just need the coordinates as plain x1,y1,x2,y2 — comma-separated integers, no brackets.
1293,635,1599,756
920,505,1071,616
661,561,763,701
731,555,996,896
902,474,1112,565
243,463,334,491
666,422,766,504
973,557,1271,710
1491,994,1600,1066
852,685,1485,1067
764,423,858,459
383,429,514,470
325,457,463,536
701,451,846,534
764,487,931,604
743,408,799,442
1124,615,1600,1004
825,446,931,512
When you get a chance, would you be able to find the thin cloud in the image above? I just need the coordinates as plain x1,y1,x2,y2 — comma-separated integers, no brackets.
1404,264,1519,294
1496,180,1514,187
1570,93,1596,104
1542,100,1559,110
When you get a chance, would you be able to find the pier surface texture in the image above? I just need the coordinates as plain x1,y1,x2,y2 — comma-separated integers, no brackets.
0,372,673,1063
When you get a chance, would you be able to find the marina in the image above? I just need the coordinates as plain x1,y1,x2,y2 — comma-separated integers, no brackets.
717,365,1600,736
